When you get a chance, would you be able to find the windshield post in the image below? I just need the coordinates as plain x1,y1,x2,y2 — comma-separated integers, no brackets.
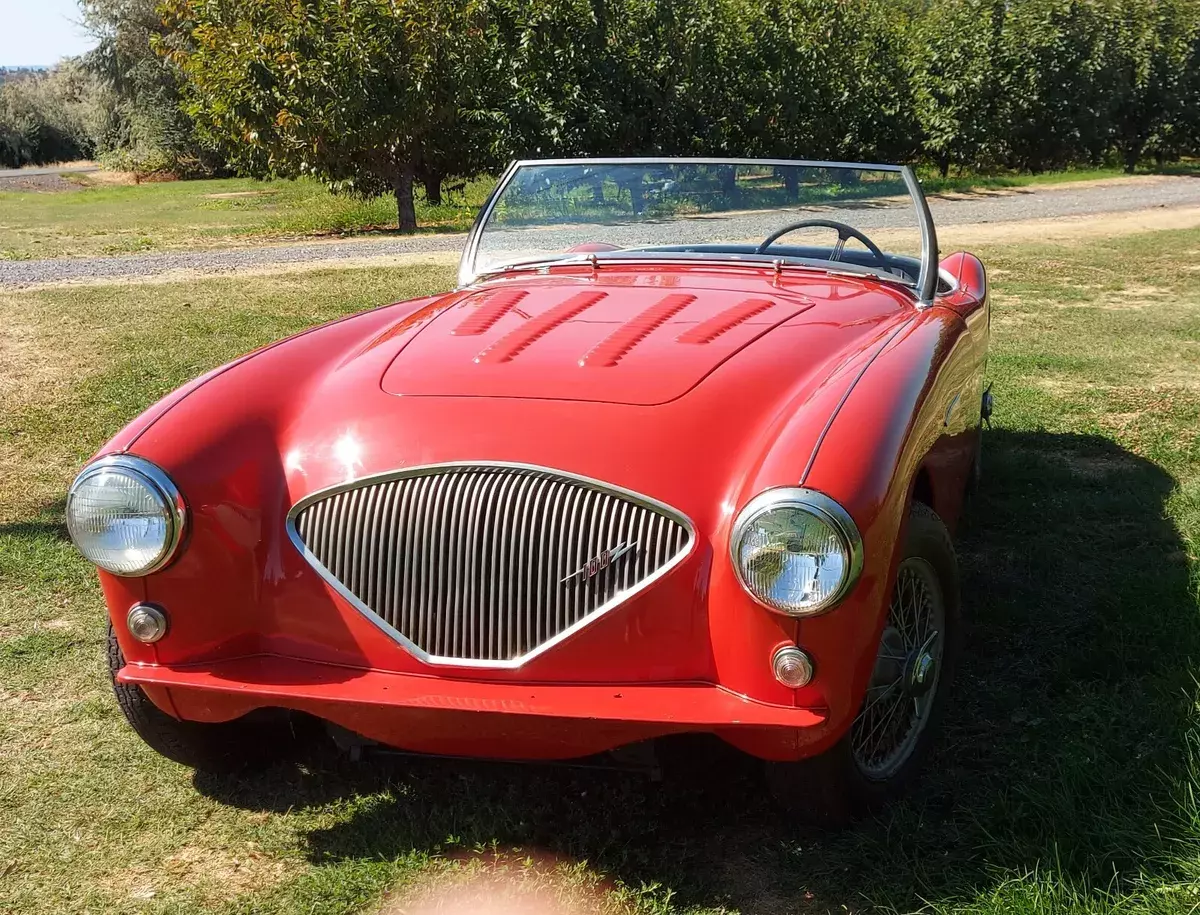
459,159,519,287
902,166,939,305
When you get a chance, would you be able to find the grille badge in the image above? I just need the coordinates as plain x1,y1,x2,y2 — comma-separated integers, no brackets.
560,542,637,585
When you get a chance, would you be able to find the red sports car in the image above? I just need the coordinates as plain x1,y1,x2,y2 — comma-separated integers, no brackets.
67,158,990,821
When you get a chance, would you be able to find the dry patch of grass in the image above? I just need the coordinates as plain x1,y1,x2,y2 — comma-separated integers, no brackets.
0,305,96,405
939,204,1200,249
103,841,297,907
202,190,278,200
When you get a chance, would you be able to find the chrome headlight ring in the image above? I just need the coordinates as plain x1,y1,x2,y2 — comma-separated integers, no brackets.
729,487,863,617
66,454,187,577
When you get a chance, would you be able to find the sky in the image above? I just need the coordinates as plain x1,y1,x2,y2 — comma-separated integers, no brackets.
0,0,96,67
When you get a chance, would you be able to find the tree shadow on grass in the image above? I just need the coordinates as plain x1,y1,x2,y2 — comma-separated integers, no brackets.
0,497,69,541
197,430,1200,912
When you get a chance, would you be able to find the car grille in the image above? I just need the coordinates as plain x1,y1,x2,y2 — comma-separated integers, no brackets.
289,464,693,665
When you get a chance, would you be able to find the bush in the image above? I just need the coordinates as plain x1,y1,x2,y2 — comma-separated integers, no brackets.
0,62,99,168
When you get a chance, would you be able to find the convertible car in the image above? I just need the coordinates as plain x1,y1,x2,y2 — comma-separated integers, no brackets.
67,158,990,821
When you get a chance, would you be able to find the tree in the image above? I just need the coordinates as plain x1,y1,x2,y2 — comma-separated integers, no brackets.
1098,0,1194,172
1174,8,1200,160
998,0,1108,173
0,62,99,168
910,0,1007,176
160,0,500,230
81,0,221,176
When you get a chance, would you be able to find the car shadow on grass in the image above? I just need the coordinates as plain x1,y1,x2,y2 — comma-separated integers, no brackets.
196,429,1199,912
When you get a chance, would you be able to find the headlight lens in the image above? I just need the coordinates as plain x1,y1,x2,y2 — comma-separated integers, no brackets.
66,456,186,576
730,488,862,616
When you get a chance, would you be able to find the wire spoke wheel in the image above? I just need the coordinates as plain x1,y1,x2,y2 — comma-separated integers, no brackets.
851,556,945,780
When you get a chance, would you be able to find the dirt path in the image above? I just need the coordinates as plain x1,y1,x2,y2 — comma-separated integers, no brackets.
2,174,1198,289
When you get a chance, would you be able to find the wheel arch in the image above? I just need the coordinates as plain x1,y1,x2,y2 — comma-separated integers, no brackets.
911,464,936,513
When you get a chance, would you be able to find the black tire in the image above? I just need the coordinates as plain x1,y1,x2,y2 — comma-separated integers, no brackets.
107,624,300,772
766,501,961,826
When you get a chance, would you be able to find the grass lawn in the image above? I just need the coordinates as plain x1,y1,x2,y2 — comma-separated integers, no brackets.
1,163,1196,262
0,176,494,261
2,226,1199,914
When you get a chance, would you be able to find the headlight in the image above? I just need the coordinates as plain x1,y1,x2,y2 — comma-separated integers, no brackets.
730,488,862,616
66,455,187,576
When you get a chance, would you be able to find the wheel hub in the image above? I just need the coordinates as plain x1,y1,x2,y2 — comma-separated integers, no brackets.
870,628,940,699
903,632,939,698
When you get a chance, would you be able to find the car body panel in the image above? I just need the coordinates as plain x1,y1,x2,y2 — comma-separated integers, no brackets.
92,231,988,764
380,274,820,405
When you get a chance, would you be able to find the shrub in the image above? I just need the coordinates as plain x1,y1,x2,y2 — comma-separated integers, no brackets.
0,62,99,168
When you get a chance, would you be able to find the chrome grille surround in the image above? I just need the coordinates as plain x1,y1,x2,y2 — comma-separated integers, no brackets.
286,462,695,668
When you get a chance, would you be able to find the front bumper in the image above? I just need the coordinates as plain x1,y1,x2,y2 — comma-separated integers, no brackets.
119,656,830,761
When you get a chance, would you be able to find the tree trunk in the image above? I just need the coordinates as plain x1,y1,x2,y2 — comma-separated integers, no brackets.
423,174,443,206
782,169,799,202
1122,142,1141,175
938,154,951,179
720,165,738,203
628,175,645,214
395,164,417,232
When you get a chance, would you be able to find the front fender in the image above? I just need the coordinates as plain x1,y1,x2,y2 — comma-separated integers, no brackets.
794,308,975,739
94,294,451,668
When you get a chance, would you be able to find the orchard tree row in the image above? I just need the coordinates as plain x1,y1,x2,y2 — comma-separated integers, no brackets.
6,0,1200,228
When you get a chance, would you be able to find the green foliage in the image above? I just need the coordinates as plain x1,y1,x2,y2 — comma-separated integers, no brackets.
910,0,1007,176
1097,0,1200,170
910,0,1200,175
0,63,99,168
57,0,1200,226
1001,0,1110,172
82,0,224,177
159,0,501,229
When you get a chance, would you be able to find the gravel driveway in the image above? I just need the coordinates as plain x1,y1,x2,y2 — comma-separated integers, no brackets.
3,174,1198,288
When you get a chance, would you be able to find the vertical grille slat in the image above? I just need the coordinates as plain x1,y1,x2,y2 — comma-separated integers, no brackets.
291,465,692,664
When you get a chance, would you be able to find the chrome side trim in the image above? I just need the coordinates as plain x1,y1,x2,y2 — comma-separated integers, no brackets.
66,454,188,577
285,462,696,670
728,487,864,617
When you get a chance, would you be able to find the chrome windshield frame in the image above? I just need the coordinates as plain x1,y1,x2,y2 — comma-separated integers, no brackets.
457,157,939,304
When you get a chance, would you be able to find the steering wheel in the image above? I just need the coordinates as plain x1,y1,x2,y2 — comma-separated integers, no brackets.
755,218,887,267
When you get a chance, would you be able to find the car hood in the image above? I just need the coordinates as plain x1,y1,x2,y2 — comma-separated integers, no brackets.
125,266,915,536
380,272,821,405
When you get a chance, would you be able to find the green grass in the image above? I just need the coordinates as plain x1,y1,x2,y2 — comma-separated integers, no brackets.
2,229,1200,914
916,160,1200,194
2,162,1197,262
0,175,494,260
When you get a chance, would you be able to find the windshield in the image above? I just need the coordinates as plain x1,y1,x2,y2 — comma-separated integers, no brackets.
460,159,937,300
